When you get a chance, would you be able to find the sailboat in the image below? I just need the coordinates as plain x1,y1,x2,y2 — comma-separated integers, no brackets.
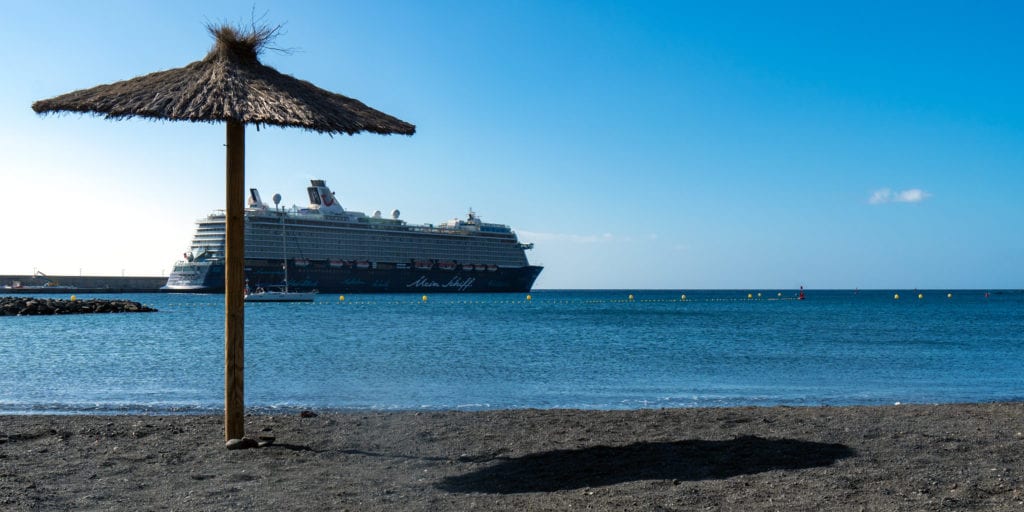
245,192,317,303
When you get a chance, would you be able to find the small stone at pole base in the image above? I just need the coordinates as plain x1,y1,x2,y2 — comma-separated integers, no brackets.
226,438,259,450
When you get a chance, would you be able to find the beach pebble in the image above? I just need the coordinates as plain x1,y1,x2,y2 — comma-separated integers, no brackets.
226,438,259,450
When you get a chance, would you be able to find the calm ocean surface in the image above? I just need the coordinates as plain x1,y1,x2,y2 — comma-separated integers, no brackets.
1,290,1022,414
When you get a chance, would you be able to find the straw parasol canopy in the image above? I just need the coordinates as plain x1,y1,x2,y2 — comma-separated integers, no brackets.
33,24,414,445
33,25,415,135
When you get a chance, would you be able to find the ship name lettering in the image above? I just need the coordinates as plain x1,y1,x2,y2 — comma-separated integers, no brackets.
406,275,476,291
407,276,441,288
445,276,475,291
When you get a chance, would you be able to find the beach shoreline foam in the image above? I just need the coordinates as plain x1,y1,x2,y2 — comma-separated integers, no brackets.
2,403,1022,510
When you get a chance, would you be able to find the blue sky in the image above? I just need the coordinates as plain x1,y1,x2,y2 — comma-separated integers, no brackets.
1,1,1022,289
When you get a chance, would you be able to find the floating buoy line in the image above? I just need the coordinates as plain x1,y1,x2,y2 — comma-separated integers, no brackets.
157,293,809,307
148,290,978,308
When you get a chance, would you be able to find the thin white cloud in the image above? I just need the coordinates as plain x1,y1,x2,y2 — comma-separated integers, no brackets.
896,189,930,202
869,188,931,204
869,188,893,204
517,230,616,243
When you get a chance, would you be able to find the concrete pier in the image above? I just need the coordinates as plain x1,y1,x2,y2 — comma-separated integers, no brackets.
0,275,168,293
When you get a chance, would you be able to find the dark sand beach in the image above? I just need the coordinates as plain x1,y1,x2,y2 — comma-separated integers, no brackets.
2,403,1022,511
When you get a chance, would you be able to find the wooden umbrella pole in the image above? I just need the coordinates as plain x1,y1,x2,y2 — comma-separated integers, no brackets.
224,120,246,441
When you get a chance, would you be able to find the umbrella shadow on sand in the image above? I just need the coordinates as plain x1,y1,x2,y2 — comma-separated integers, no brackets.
437,436,854,494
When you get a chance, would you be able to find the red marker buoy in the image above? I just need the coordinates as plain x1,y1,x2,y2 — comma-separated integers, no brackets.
798,285,805,300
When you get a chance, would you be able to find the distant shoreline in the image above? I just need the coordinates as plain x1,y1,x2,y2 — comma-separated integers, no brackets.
3,285,1022,294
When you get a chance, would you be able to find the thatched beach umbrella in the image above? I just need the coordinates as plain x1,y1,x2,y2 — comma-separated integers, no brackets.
33,25,415,444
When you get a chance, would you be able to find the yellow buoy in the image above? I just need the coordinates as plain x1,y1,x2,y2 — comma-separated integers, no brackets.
947,293,952,299
628,294,634,300
680,294,686,301
421,295,428,302
70,295,76,301
339,295,345,301
894,293,900,300
757,292,762,298
918,293,923,300
526,294,532,301
777,292,782,297
747,293,753,299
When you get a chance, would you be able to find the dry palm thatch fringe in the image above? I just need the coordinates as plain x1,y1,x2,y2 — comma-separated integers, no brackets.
32,23,415,136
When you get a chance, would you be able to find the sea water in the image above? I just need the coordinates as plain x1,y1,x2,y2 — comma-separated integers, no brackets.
1,290,1021,414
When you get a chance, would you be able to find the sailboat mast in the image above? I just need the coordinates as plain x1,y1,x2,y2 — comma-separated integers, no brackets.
271,192,288,293
281,207,289,292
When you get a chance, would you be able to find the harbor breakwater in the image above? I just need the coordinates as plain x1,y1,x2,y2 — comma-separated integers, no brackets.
0,274,167,293
0,297,157,316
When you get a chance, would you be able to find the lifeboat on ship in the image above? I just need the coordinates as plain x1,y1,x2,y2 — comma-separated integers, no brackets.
438,261,456,271
355,261,371,269
414,260,433,270
328,259,347,268
293,258,310,267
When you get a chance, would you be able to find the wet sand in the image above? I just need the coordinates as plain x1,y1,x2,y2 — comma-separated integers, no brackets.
2,403,1022,511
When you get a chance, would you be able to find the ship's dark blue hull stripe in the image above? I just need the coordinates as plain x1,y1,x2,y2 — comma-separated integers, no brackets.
169,263,542,293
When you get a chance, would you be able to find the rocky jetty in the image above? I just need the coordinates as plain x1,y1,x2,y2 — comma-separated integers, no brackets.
0,297,157,316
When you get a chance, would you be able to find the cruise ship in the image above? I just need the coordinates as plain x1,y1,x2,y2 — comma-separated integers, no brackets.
163,179,542,293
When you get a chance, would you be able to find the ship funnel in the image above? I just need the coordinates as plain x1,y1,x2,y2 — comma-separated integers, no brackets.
248,188,266,208
307,179,345,213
